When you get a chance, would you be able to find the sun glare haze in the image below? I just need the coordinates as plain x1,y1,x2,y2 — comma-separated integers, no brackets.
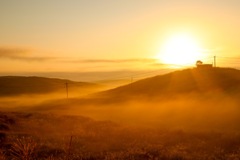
0,0,240,73
157,33,203,66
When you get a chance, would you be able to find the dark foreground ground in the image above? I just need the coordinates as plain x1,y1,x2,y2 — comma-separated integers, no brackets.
0,112,240,160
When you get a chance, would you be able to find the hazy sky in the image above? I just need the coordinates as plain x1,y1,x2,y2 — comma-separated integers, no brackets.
0,0,240,73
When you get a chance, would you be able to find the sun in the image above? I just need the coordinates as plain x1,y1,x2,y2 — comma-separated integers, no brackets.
157,33,203,66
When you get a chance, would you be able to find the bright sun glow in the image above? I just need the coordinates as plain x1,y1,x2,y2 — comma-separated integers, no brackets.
157,33,203,66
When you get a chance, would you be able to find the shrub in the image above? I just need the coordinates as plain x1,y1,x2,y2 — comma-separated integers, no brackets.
9,136,37,160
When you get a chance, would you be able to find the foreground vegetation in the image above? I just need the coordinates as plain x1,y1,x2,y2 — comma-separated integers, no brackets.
0,112,240,160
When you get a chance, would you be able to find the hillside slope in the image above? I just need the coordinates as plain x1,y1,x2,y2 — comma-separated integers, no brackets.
100,67,240,99
0,76,99,96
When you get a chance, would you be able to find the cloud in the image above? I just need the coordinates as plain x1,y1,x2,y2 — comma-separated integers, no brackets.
63,58,159,64
0,47,168,66
0,47,29,56
0,47,55,62
0,48,158,64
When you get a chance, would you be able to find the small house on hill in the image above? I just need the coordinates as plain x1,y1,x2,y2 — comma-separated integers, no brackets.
196,60,213,69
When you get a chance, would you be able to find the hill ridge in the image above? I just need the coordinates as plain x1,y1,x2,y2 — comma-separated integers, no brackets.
99,67,240,98
0,76,99,96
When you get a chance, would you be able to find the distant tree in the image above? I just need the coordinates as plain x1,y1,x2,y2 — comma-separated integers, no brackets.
196,60,203,66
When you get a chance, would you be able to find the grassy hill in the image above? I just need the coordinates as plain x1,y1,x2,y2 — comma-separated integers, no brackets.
0,76,100,96
0,68,240,159
100,67,240,99
25,67,240,108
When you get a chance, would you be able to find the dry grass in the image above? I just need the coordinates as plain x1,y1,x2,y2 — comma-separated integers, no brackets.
0,130,239,160
9,136,37,160
0,149,6,160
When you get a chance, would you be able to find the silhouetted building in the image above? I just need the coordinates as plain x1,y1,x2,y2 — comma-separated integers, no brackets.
196,60,213,69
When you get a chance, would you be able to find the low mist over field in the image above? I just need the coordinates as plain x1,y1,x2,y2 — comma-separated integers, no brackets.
11,68,239,131
1,68,240,159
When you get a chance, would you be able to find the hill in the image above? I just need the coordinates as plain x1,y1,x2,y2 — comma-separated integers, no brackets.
0,76,100,96
25,67,240,114
100,67,240,99
27,67,240,108
1,68,240,159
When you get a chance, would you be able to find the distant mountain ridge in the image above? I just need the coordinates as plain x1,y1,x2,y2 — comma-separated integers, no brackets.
0,76,99,96
100,67,240,99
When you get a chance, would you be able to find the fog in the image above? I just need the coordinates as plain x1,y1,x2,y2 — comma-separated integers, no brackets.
2,91,239,133
1,90,240,159
67,93,240,132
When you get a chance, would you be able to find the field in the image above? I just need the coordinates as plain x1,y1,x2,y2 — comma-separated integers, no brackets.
1,112,240,160
1,68,240,159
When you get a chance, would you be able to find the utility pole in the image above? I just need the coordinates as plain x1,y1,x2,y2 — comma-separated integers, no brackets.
65,82,68,99
214,56,216,67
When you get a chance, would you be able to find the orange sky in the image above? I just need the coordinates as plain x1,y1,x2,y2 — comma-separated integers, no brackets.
0,0,240,73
